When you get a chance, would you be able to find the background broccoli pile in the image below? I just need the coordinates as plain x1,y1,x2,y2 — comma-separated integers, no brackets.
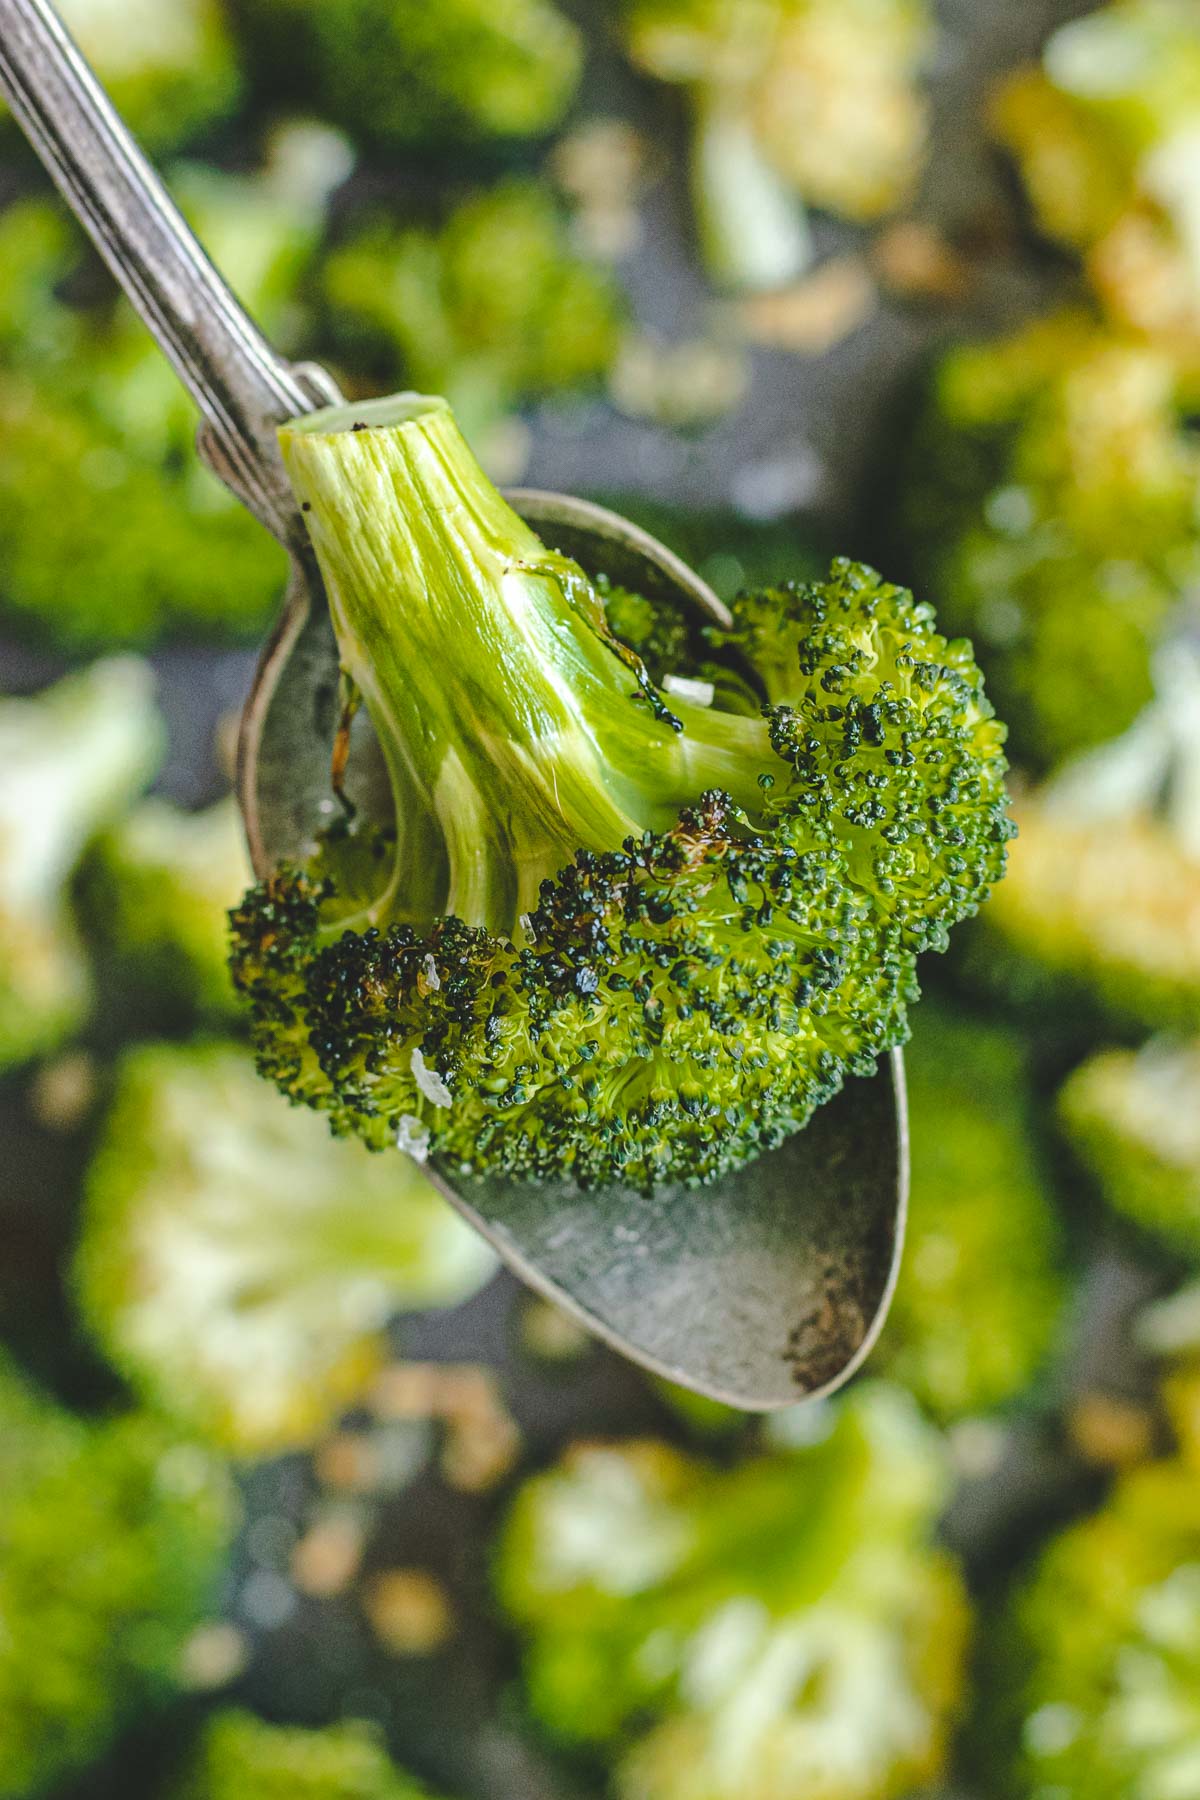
3,0,1200,1796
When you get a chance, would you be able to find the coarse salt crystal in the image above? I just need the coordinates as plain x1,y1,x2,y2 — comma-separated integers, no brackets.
396,1115,431,1161
410,1046,452,1109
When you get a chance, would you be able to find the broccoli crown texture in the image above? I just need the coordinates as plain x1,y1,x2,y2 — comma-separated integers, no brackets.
1059,1037,1200,1261
977,1455,1200,1800
900,311,1200,772
0,658,163,1070
76,1041,495,1455
166,1710,439,1800
877,997,1064,1420
0,1351,232,1800
229,393,1012,1192
497,1384,968,1799
232,0,581,147
993,0,1200,383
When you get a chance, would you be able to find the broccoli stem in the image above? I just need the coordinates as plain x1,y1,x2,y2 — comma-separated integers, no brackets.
280,393,771,935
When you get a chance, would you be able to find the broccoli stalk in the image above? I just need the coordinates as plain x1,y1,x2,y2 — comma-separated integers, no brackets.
231,393,1011,1191
166,1711,441,1800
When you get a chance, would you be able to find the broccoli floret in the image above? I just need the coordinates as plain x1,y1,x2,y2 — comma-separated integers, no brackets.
0,659,163,1071
6,0,241,153
622,0,931,290
230,0,581,148
321,181,622,464
76,796,251,1025
166,1711,440,1800
977,1454,1200,1800
877,998,1065,1421
229,393,1012,1192
497,1384,968,1797
0,1350,232,1799
1059,1037,1200,1262
967,652,1200,1035
75,1041,495,1456
899,311,1200,772
993,0,1200,388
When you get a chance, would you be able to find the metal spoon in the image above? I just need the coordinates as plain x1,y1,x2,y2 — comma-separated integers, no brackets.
0,0,907,1408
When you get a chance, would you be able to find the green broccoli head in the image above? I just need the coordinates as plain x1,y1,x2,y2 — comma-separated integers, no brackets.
623,0,931,290
497,1384,968,1797
75,1040,495,1456
229,393,1012,1192
977,1455,1200,1800
0,659,163,1070
321,180,622,463
1059,1037,1200,1262
166,1710,439,1800
993,0,1200,386
0,1351,232,1799
232,0,581,148
900,311,1200,772
877,998,1065,1420
77,796,251,1025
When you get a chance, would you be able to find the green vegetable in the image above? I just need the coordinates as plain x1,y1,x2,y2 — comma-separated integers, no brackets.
976,1454,1200,1800
623,0,931,290
321,180,622,462
166,1711,440,1800
231,0,581,148
229,393,1012,1192
0,1350,232,1799
878,997,1065,1420
993,0,1200,389
1059,1037,1200,1261
899,311,1200,772
0,659,163,1071
497,1384,969,1798
75,1041,495,1455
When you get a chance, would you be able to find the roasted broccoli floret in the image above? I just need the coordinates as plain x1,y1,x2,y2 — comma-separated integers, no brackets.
0,1350,232,1799
231,0,581,149
0,659,163,1071
967,651,1200,1035
321,180,622,464
229,393,1012,1192
977,1453,1200,1800
497,1384,968,1798
622,0,931,290
6,0,241,153
993,0,1200,389
899,311,1200,771
878,998,1065,1420
0,127,346,647
77,795,250,1025
1059,1037,1200,1262
75,1041,495,1456
165,1711,439,1800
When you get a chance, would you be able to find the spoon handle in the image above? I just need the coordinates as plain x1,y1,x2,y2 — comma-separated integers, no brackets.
0,0,337,542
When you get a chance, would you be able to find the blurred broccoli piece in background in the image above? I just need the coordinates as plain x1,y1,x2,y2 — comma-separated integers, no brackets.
994,0,1200,388
878,998,1065,1421
977,1453,1200,1800
77,796,250,1025
166,1710,440,1800
498,1385,968,1798
623,0,931,290
230,0,581,149
967,650,1200,1035
75,1041,495,1456
0,659,162,1072
321,180,622,464
899,311,1200,772
6,0,242,154
0,126,349,648
0,1350,232,1800
1059,1037,1200,1261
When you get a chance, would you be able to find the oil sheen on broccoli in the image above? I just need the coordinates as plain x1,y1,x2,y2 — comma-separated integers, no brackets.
230,393,1012,1192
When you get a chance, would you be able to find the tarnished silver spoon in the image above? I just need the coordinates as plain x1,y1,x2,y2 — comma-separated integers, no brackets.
0,0,907,1408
